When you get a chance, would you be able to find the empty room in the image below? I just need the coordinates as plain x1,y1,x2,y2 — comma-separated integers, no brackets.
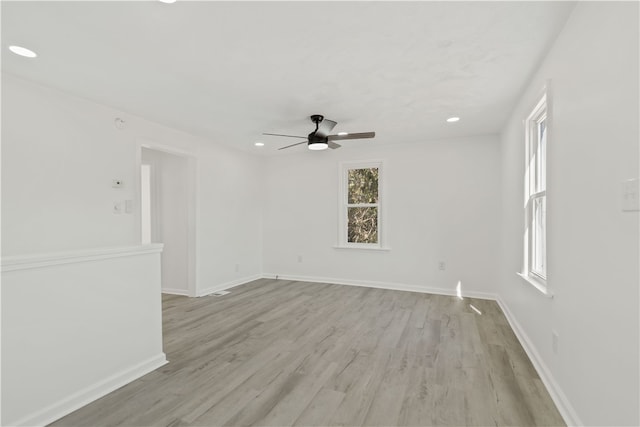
1,1,638,426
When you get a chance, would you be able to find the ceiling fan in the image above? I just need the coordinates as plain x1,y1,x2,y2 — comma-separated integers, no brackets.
263,114,375,151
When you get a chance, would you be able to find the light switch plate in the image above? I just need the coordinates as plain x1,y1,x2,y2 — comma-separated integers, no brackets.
622,178,640,211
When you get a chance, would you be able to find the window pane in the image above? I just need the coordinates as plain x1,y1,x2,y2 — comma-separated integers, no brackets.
347,207,378,243
348,168,379,204
529,152,537,197
532,196,546,277
538,118,546,192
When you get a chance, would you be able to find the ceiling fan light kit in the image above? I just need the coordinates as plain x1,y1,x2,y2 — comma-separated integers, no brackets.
308,142,328,150
263,114,375,151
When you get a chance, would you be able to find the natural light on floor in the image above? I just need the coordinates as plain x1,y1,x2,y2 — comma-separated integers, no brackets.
456,280,463,300
469,304,482,315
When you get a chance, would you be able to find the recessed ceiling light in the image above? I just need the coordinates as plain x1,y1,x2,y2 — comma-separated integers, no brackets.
337,132,349,136
8,45,37,58
446,117,460,123
158,0,177,3
254,142,264,147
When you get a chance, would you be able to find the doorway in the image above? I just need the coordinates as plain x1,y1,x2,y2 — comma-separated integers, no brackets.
140,146,196,296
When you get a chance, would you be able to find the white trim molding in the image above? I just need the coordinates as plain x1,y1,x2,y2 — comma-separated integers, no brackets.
137,142,199,298
332,245,391,251
9,354,167,427
517,272,554,298
262,273,498,301
162,288,191,296
497,298,582,427
197,274,264,297
337,159,387,249
1,244,164,272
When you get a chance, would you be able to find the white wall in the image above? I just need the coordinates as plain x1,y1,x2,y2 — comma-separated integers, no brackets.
1,73,264,424
2,75,137,254
142,148,190,295
195,141,264,295
1,73,264,293
499,2,639,426
4,3,638,424
1,245,166,426
263,136,501,298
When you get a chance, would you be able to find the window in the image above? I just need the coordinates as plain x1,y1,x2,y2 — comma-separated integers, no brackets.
525,94,547,285
338,161,384,248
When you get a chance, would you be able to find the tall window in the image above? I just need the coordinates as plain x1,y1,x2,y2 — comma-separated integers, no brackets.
339,161,383,248
525,94,547,283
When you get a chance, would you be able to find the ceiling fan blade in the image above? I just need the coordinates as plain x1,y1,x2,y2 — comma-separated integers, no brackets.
328,141,341,150
315,119,337,137
328,131,375,141
263,133,307,139
278,140,308,150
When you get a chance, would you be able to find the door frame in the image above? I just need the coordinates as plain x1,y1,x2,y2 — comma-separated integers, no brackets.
135,139,198,297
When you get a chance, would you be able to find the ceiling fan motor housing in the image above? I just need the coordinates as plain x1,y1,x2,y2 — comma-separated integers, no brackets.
308,132,328,144
308,132,328,150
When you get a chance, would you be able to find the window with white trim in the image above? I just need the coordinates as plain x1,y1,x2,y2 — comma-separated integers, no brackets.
525,94,547,283
338,161,383,248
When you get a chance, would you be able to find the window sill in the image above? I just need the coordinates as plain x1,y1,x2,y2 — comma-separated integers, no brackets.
333,245,391,252
517,272,553,299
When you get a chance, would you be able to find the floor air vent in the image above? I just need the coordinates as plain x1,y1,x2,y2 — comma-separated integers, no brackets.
209,290,230,297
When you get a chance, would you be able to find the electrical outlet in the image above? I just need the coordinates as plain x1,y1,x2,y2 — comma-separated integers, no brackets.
622,178,640,211
438,261,446,271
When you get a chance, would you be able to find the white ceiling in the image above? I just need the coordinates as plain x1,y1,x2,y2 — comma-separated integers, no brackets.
2,1,575,154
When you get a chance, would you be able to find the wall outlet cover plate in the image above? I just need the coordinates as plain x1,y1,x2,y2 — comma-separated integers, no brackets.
622,178,640,211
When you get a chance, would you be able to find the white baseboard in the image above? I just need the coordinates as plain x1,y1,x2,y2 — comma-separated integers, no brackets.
10,353,168,427
261,273,498,301
161,287,190,296
496,298,581,426
197,274,263,297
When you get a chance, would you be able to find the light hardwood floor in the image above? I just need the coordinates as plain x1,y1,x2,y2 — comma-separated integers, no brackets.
52,279,565,426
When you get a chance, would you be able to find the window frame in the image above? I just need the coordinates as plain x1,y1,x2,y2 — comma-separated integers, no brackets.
523,92,549,290
337,160,386,250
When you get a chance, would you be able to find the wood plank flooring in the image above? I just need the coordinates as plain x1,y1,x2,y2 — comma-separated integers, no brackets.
52,279,565,426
